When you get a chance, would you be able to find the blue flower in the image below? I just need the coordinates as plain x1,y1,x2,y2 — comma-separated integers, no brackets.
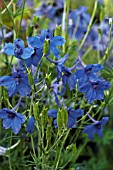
76,64,104,85
48,108,84,128
62,66,77,90
41,29,65,58
85,26,99,50
26,116,35,133
4,38,34,59
67,108,84,128
48,109,58,118
34,0,63,19
83,117,109,140
51,82,61,107
28,29,65,59
78,78,110,104
69,6,91,40
25,48,43,67
0,69,31,97
34,2,57,19
0,108,26,135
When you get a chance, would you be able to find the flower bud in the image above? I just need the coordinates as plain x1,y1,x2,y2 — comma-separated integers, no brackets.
46,125,52,142
43,40,49,56
57,109,62,135
33,102,39,121
54,25,61,36
41,107,48,127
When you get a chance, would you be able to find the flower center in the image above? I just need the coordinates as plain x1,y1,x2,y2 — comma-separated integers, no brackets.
92,82,99,89
7,112,15,118
94,122,101,129
85,67,92,74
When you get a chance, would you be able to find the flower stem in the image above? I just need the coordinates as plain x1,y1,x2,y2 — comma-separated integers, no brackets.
78,0,98,52
55,129,70,169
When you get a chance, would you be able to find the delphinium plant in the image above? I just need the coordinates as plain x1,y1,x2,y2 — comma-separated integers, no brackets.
0,0,113,170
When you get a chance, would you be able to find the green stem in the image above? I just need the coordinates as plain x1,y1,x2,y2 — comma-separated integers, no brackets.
78,0,98,52
74,138,88,162
1,0,13,15
55,129,70,170
0,10,9,65
41,126,45,170
17,0,26,37
2,0,17,33
8,131,13,170
100,22,113,64
31,135,36,158
62,0,70,54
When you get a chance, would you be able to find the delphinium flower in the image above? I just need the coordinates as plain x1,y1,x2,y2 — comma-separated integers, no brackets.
46,54,76,90
34,0,64,30
4,38,34,59
27,29,65,59
26,116,35,134
50,82,62,107
78,78,110,104
69,6,91,40
0,108,26,135
0,68,31,97
83,113,109,140
61,66,77,90
76,64,104,85
84,25,99,50
48,108,84,128
35,1,57,19
98,17,112,51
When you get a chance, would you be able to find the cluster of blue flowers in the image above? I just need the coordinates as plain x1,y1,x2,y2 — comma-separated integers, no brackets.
0,20,111,140
33,0,113,62
47,59,110,140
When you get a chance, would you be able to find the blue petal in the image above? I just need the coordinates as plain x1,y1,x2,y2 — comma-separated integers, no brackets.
7,82,17,97
3,118,12,129
68,74,76,90
11,117,22,134
21,47,34,59
25,57,32,67
96,128,103,138
102,117,109,126
40,29,53,42
96,89,104,100
0,110,8,119
100,80,111,90
83,124,96,140
50,45,60,58
18,79,31,96
50,36,66,46
75,70,85,79
15,112,26,123
32,48,43,66
26,116,35,133
27,36,43,48
14,38,24,49
0,76,14,86
92,64,104,72
86,89,96,104
78,83,91,93
4,43,15,55
48,109,58,118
